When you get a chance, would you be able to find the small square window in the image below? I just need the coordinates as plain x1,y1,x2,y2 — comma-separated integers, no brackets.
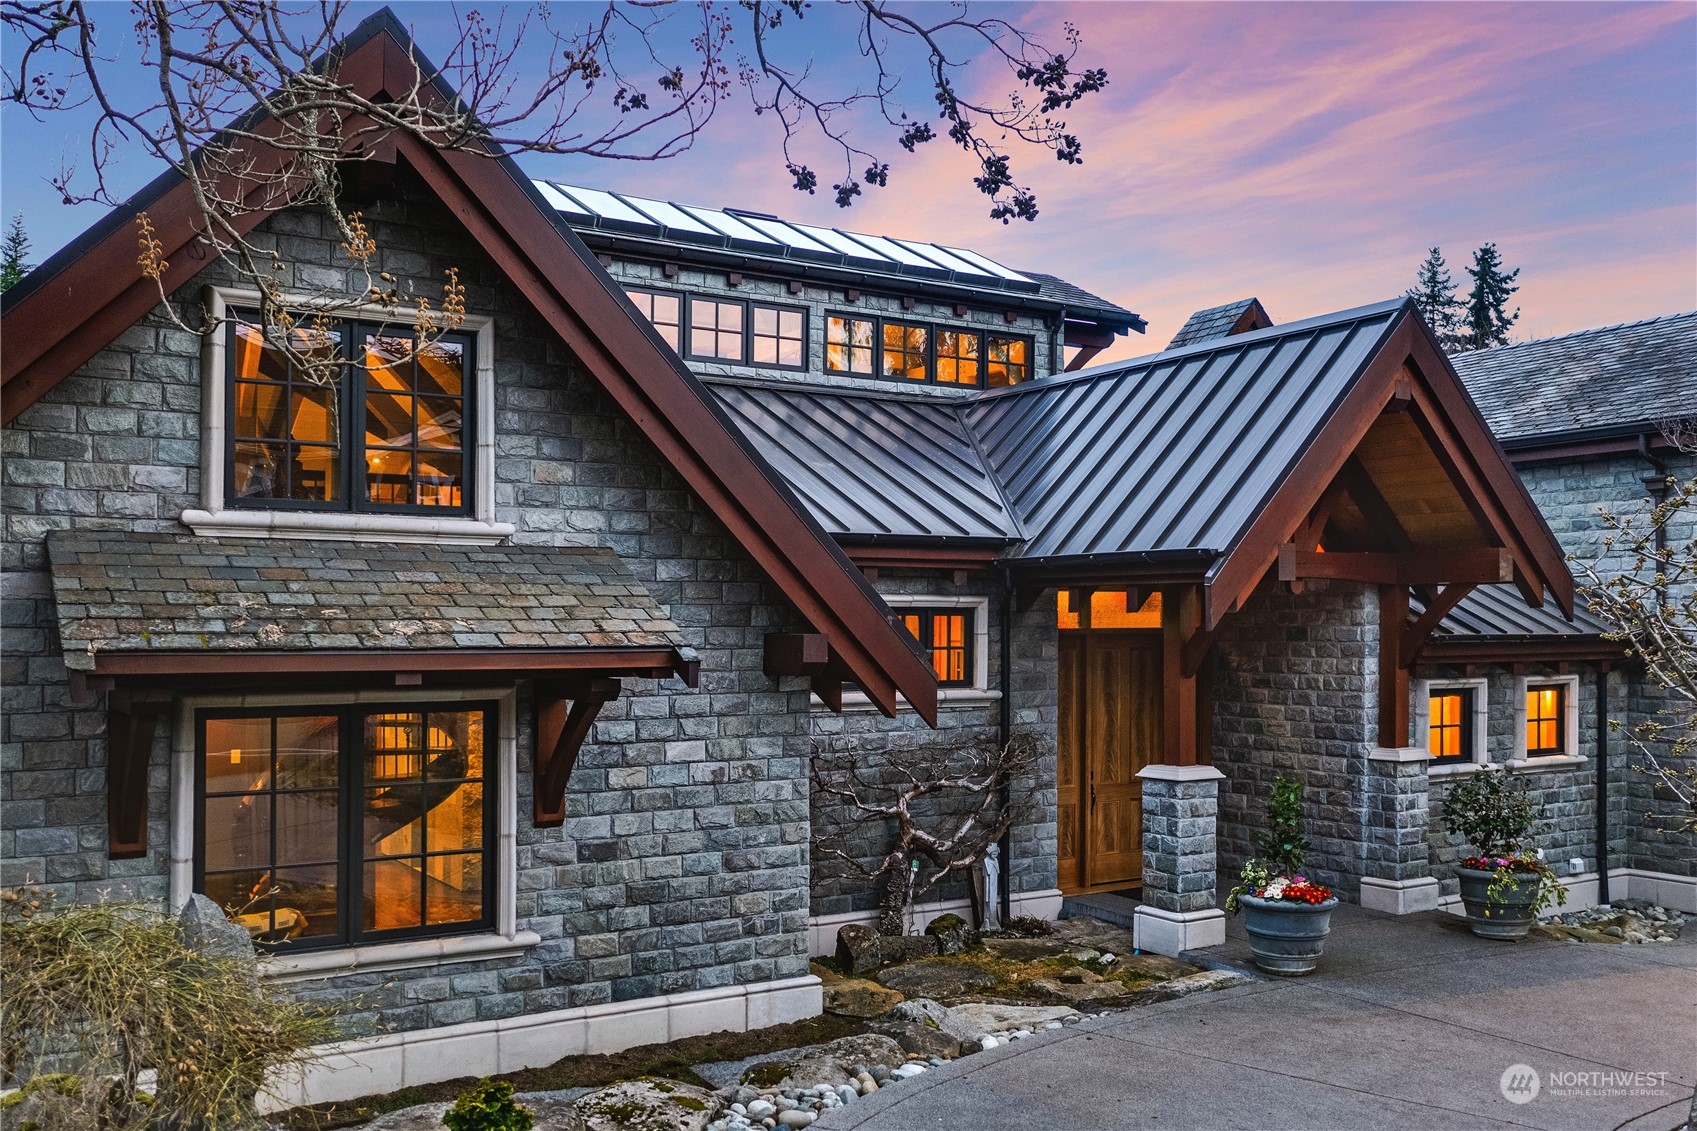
935,330,980,386
626,289,682,352
1526,684,1566,755
882,322,929,381
688,298,746,361
986,335,1031,387
1427,689,1474,763
899,608,974,687
827,315,876,375
751,304,806,368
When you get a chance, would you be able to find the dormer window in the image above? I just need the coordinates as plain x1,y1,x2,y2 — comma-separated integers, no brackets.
687,297,746,361
626,289,682,351
882,322,929,381
987,334,1031,386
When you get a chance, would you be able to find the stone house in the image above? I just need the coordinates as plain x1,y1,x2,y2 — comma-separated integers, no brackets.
2,9,1689,1109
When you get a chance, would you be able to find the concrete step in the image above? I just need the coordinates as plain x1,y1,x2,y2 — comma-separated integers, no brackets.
1060,891,1141,929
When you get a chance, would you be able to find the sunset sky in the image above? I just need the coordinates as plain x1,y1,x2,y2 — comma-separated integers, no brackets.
3,2,1692,361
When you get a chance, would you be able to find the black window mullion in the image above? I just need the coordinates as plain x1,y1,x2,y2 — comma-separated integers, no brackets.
341,706,357,947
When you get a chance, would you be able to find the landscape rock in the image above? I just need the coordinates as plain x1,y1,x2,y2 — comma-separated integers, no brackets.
874,959,996,1000
947,1002,1079,1034
178,892,257,965
886,998,991,1050
834,923,942,973
820,1034,907,1070
867,1019,963,1060
924,913,981,956
980,937,1079,962
575,1078,720,1131
822,978,905,1018
1031,973,1134,1003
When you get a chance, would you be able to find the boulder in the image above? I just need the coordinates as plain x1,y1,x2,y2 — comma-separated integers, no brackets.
886,998,991,1051
822,978,905,1018
575,1079,719,1131
867,1019,963,1060
874,958,996,1000
1031,973,1134,1004
947,1002,1079,1035
1113,953,1202,981
177,892,257,965
980,937,1081,961
741,1036,904,1093
924,913,980,956
835,923,883,974
820,1034,907,1071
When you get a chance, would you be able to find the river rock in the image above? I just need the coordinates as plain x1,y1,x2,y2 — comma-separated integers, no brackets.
822,977,905,1018
576,1078,720,1131
867,1019,963,1059
874,959,996,1000
924,913,980,956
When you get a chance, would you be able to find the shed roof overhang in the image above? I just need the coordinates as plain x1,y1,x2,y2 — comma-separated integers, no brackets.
1,10,938,725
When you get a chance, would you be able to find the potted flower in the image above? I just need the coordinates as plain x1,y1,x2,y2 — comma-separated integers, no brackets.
1226,774,1337,975
1440,766,1565,939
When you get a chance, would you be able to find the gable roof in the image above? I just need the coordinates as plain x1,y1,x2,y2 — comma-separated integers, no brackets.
711,298,1576,630
1166,298,1273,348
0,8,938,723
1449,312,1697,444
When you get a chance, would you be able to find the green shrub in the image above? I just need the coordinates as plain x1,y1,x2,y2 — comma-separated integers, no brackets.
1255,774,1311,878
443,1078,535,1131
1441,767,1536,857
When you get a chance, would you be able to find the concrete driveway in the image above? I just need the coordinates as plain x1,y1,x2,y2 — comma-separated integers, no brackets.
818,905,1697,1131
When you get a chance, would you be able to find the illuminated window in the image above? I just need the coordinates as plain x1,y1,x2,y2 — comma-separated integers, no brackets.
899,609,973,687
751,304,807,368
1057,589,1162,630
687,297,746,361
935,330,980,386
229,312,472,514
626,288,682,351
986,335,1032,387
882,322,930,380
1525,684,1566,756
197,705,493,949
1427,690,1474,763
826,315,877,375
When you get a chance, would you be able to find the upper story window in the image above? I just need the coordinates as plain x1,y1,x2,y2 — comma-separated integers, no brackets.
752,305,806,367
229,313,473,515
688,297,746,361
1525,683,1566,756
828,313,1035,389
827,314,877,375
1427,688,1475,764
987,334,1031,387
900,608,974,687
626,289,682,351
198,704,494,950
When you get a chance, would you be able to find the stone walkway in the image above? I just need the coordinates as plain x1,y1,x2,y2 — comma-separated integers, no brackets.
817,903,1697,1131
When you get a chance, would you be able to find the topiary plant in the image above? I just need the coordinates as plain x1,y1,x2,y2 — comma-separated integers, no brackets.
1441,766,1536,857
1255,774,1311,879
443,1078,535,1131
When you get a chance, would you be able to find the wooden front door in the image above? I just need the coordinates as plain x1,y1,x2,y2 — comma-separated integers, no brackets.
1058,631,1163,892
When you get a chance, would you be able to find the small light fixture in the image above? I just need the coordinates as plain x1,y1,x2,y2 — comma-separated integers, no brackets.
230,747,241,765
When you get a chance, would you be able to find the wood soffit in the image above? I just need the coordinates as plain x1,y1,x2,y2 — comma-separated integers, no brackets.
0,20,938,725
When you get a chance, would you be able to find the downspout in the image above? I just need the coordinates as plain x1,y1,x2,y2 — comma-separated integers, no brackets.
1639,433,1670,558
998,564,1015,923
1596,663,1611,904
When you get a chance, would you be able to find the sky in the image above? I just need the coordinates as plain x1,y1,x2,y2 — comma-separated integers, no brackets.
2,2,1692,362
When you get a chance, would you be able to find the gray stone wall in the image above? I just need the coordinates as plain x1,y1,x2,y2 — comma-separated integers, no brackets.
806,574,1059,919
1140,775,1221,914
598,258,1058,395
1210,577,1378,898
2,173,830,1037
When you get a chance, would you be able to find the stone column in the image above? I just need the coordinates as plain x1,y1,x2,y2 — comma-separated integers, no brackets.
1358,747,1440,914
1133,764,1227,956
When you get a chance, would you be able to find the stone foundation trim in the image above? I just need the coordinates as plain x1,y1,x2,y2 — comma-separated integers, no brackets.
1435,869,1697,916
806,888,1063,955
1366,746,1433,762
1359,876,1440,915
1132,905,1226,957
259,974,824,1112
1135,764,1227,782
261,929,543,982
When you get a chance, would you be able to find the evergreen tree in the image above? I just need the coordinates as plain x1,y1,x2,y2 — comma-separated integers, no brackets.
1461,242,1521,351
1406,246,1464,351
0,213,30,292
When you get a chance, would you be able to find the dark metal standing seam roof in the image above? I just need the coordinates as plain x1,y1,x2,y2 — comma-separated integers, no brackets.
1448,311,1697,441
1416,584,1610,639
965,300,1406,562
710,382,1022,542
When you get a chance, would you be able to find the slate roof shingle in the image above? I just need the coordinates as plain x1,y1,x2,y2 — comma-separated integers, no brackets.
1449,312,1697,441
1166,298,1270,349
47,531,684,670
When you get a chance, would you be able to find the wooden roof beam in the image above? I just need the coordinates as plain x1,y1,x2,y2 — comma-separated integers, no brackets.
1278,546,1513,586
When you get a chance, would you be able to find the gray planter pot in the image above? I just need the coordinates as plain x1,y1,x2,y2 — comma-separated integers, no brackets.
1456,865,1543,940
1238,894,1338,976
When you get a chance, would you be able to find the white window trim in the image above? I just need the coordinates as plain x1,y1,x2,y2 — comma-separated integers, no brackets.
1511,673,1583,767
821,595,999,713
169,686,537,980
182,285,513,545
1415,677,1490,778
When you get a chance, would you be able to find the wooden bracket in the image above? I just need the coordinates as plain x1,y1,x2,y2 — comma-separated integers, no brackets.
1279,545,1512,586
764,632,830,678
107,689,172,859
1378,585,1411,748
534,678,621,827
1401,582,1477,669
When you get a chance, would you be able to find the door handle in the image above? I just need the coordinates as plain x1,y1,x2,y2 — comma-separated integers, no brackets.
1090,781,1097,811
